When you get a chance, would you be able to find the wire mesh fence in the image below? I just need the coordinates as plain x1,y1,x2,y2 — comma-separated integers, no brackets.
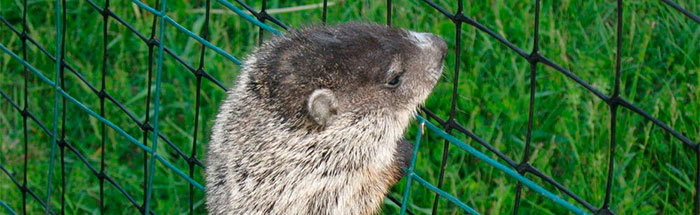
0,0,698,214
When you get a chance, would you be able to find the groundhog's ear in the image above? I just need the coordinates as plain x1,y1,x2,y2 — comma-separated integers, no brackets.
307,89,338,126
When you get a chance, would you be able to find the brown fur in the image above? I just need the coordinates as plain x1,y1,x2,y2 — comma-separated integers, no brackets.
206,23,446,215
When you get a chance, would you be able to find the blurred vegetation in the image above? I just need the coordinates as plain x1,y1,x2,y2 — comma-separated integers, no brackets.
0,0,698,214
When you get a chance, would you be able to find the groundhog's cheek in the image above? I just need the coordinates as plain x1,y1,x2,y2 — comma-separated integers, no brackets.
401,79,433,104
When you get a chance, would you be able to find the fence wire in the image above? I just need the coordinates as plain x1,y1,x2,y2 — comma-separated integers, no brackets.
0,0,698,215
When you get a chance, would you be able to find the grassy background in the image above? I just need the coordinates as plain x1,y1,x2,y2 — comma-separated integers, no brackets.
0,0,698,214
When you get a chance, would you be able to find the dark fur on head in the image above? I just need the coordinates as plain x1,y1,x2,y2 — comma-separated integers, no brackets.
206,23,446,215
246,23,445,129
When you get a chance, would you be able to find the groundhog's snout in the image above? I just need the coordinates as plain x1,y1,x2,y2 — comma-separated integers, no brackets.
432,34,448,70
428,34,448,59
409,31,447,83
409,31,447,60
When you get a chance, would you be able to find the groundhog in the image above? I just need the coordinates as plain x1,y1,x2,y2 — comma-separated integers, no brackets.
206,23,446,215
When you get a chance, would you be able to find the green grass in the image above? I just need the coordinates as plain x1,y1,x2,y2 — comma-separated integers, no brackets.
0,0,698,214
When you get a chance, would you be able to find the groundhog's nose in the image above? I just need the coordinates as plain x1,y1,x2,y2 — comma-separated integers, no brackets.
409,31,447,61
428,34,447,56
431,34,448,63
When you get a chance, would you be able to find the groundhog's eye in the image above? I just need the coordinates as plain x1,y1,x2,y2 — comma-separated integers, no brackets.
386,74,402,88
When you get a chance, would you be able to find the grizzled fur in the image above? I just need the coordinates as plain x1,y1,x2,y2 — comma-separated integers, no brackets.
206,23,446,215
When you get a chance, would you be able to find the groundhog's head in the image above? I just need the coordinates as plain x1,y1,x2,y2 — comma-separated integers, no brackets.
244,23,446,131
